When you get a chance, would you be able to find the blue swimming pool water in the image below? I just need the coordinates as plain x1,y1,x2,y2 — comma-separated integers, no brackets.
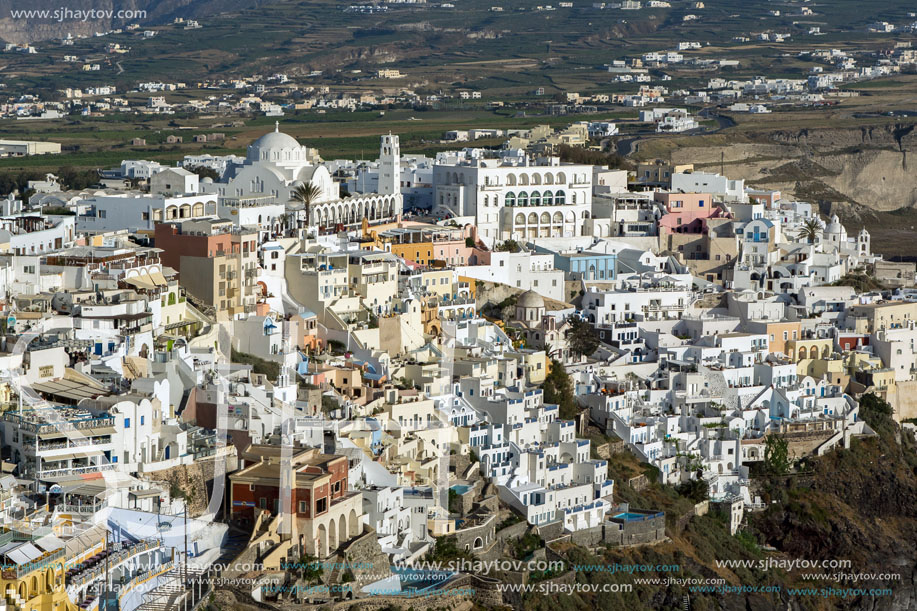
613,512,646,521
450,484,472,495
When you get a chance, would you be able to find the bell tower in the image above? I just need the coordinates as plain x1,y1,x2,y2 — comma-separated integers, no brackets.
379,133,400,196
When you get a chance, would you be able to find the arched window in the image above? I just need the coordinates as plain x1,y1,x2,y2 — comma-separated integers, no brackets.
506,173,517,186
519,174,530,186
505,192,515,207
556,171,566,184
515,213,525,225
555,190,566,205
527,212,538,224
540,212,550,224
532,173,542,185
544,173,554,185
542,190,553,206
530,191,541,206
518,191,529,206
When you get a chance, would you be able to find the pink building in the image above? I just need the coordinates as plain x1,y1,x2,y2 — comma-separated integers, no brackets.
655,192,730,234
433,239,491,266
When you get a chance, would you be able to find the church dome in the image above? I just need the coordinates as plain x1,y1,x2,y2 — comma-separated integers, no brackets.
517,290,545,309
824,214,843,234
247,122,308,165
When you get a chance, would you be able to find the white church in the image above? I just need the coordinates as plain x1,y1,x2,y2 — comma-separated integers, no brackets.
201,123,402,234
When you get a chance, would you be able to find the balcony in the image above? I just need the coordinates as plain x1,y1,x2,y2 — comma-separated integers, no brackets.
67,539,164,589
37,463,117,479
5,548,66,580
4,412,116,435
26,436,113,456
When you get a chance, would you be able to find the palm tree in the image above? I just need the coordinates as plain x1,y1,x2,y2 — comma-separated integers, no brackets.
288,182,322,232
796,217,822,244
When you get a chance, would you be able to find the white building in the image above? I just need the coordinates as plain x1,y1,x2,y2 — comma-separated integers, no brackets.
456,251,565,302
433,153,594,247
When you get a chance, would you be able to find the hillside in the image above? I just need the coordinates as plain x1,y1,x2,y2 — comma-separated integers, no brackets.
522,395,917,611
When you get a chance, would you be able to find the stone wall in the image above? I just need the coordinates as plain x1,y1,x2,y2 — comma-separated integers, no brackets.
533,519,565,542
495,520,528,543
337,528,392,590
890,380,917,422
329,574,504,611
568,512,666,549
627,474,649,492
594,439,628,458
453,514,496,554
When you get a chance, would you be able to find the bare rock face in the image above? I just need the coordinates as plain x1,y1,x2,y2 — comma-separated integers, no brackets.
665,125,917,212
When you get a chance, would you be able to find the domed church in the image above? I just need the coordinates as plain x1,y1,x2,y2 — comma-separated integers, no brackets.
200,123,404,235
201,122,339,204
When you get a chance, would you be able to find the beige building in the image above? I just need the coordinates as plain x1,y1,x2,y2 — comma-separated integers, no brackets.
155,220,259,317
847,301,917,334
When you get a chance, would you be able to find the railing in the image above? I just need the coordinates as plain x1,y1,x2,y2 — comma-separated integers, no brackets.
4,414,115,434
37,464,117,478
68,539,162,588
4,548,65,579
117,559,175,601
58,500,108,514
35,437,112,452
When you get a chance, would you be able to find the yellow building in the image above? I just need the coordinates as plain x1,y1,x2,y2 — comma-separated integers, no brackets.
0,536,73,611
391,241,435,267
786,338,833,363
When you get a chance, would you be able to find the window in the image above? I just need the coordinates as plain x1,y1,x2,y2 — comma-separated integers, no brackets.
315,497,327,514
124,418,130,429
140,416,145,425
299,501,306,513
259,498,267,509
249,484,255,492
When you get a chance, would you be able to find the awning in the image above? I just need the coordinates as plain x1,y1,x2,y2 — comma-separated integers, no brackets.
5,543,43,565
123,273,155,290
148,271,168,286
35,534,66,552
129,488,162,499
31,375,109,403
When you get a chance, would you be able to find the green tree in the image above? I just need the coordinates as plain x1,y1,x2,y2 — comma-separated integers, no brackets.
289,181,323,229
676,478,709,503
567,317,599,358
543,359,578,419
764,434,791,475
494,239,521,253
858,392,895,438
796,218,822,244
295,554,323,583
187,165,220,181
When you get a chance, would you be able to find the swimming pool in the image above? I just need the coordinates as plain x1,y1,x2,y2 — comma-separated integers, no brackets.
450,484,472,495
613,512,646,521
